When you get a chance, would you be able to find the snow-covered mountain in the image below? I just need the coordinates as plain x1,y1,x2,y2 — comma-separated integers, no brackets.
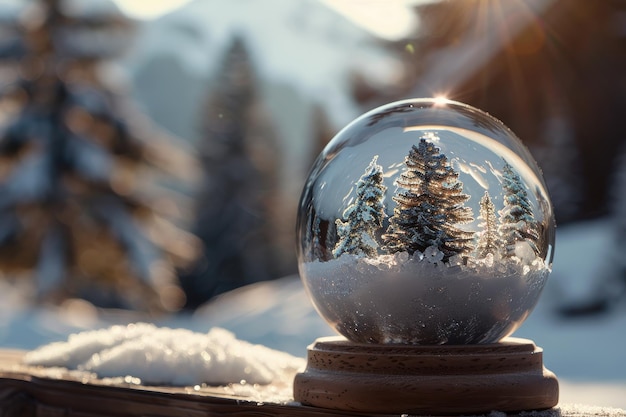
122,0,402,193
126,0,399,122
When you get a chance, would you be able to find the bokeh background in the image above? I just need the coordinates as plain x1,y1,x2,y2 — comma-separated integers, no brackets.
0,0,624,408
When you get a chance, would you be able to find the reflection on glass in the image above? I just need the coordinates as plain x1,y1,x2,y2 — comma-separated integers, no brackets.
297,98,554,345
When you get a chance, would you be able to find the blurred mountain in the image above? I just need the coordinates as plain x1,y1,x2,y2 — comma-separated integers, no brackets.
122,0,403,197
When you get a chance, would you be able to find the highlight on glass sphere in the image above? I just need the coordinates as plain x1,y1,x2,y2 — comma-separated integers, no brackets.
296,98,555,345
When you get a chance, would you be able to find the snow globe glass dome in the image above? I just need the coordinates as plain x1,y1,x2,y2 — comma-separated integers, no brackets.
296,98,555,345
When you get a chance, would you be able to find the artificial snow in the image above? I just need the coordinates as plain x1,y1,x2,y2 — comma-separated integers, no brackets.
302,251,549,344
23,323,305,387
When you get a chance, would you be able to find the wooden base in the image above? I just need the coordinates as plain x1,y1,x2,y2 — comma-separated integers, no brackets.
294,336,559,415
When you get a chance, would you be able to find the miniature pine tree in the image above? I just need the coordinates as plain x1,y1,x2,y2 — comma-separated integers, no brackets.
476,190,501,259
0,0,197,310
384,136,474,262
310,215,326,261
179,35,282,307
498,161,540,257
333,156,387,258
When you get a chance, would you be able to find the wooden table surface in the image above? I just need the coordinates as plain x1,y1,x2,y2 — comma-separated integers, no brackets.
0,349,624,417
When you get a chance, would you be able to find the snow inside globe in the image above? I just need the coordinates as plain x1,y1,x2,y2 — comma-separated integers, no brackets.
296,98,555,345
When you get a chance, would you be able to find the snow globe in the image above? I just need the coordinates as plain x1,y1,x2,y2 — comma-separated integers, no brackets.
294,98,558,414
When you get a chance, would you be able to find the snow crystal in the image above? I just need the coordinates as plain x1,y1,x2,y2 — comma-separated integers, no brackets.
24,323,305,387
424,245,444,264
515,240,538,265
484,253,495,267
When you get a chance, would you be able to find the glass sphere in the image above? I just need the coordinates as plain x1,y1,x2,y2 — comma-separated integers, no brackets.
297,98,555,345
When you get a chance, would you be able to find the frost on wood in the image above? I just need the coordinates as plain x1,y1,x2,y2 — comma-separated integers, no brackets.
23,323,305,387
333,155,387,258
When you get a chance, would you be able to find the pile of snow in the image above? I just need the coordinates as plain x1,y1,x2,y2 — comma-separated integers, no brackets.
23,323,305,386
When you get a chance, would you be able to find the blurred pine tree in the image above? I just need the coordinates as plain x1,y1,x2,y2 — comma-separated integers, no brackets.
0,0,199,312
180,35,283,308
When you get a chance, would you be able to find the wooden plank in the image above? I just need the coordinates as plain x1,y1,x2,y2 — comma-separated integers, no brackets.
0,349,624,417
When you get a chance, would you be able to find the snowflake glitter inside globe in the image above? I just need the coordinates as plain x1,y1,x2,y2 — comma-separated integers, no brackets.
296,98,555,345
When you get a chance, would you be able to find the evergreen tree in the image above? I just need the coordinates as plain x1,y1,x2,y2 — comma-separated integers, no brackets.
0,0,196,310
609,144,626,283
384,137,474,261
531,103,583,223
476,190,501,259
180,35,282,307
498,161,539,257
333,156,387,258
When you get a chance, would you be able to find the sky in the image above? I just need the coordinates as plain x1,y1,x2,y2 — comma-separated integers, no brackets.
110,0,423,40
111,0,191,19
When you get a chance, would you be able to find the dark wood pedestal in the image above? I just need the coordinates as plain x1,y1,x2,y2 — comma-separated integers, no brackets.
294,337,559,415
